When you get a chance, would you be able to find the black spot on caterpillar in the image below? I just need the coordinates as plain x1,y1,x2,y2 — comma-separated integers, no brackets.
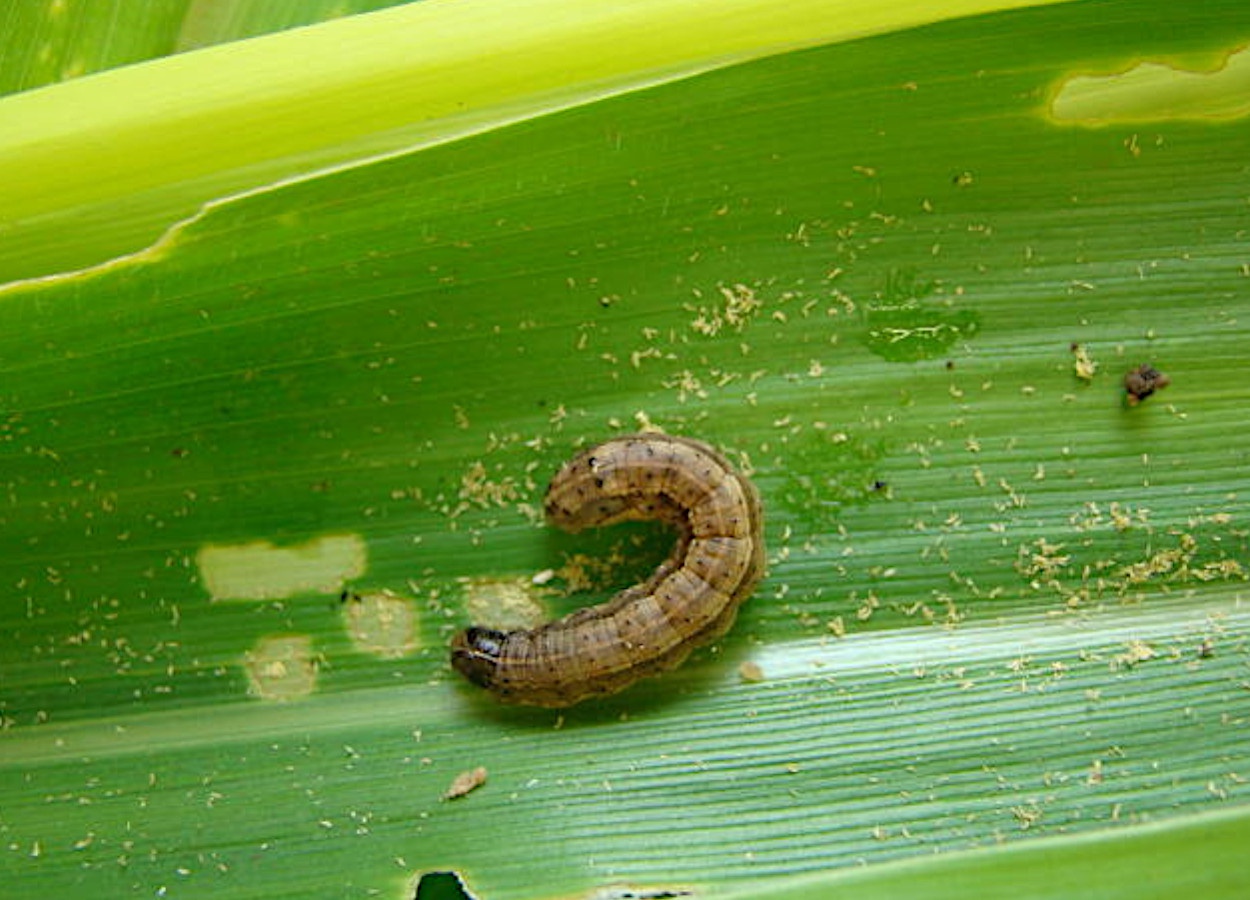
451,434,765,707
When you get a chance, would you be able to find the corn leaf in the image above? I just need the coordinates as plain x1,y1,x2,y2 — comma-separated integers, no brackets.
2,1,1248,899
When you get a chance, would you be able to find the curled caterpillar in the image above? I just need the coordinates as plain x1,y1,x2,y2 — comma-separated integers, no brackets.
450,434,765,707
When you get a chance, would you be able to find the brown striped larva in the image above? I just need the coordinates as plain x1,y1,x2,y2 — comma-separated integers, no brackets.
451,434,765,707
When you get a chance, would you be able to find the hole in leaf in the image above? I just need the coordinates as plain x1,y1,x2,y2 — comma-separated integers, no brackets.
413,870,475,900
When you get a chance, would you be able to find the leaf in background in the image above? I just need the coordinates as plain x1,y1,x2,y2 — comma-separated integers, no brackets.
2,0,1249,898
0,0,415,97
0,0,191,97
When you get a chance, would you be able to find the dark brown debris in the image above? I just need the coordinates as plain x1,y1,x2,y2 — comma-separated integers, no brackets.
1124,364,1171,406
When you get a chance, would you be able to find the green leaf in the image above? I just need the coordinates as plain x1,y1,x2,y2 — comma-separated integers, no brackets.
728,805,1250,899
0,0,1064,284
2,1,1249,898
0,0,417,97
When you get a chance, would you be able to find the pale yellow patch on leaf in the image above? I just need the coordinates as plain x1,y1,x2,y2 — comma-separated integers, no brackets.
1052,45,1250,123
197,534,366,600
342,590,419,658
244,635,317,700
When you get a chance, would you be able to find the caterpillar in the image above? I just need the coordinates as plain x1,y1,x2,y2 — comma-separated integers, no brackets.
451,433,765,707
